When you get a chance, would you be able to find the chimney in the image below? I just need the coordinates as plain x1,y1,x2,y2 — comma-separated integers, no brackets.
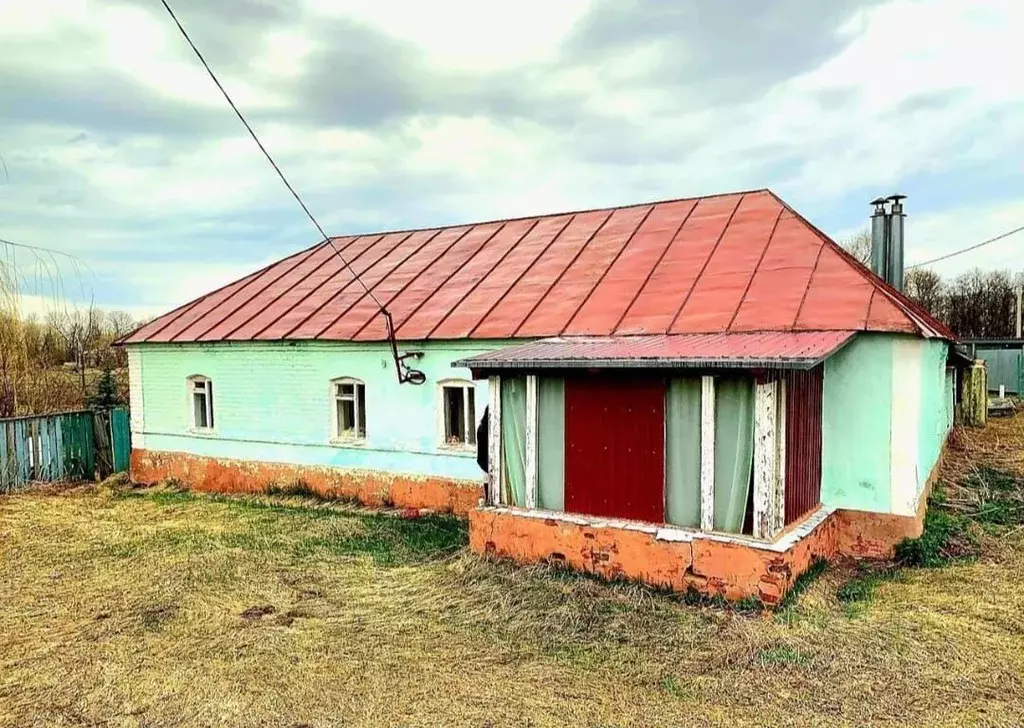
870,197,889,280
867,194,907,291
886,194,906,292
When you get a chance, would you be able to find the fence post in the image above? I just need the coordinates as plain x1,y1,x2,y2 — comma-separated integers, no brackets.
961,360,988,427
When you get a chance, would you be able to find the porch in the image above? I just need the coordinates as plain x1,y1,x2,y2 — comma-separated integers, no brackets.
455,332,876,602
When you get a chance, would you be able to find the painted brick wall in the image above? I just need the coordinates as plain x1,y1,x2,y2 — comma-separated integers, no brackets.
127,340,513,481
821,333,950,516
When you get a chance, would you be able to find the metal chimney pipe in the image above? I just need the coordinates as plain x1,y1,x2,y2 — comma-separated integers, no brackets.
870,197,889,278
887,194,906,291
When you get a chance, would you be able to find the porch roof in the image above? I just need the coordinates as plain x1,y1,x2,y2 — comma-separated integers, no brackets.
454,331,856,372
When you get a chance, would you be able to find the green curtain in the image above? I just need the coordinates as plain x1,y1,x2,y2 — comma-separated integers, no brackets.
501,377,528,507
713,378,755,533
537,377,565,511
665,378,702,527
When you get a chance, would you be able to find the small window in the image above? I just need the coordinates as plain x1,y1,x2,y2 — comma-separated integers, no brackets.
332,378,366,440
441,380,476,447
189,376,214,430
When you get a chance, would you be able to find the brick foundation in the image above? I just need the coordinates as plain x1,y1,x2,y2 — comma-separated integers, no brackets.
469,508,843,604
469,469,937,604
130,449,483,516
466,445,946,602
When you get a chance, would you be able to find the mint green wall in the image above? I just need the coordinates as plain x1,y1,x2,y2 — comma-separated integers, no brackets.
821,334,951,515
918,339,952,494
821,334,894,512
129,341,512,481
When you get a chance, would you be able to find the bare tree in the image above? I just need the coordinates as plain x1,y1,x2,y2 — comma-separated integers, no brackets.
944,269,1017,338
105,309,136,340
905,268,945,317
841,229,872,267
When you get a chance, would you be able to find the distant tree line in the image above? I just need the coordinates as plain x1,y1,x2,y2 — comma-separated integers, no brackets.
0,303,139,418
842,231,1021,339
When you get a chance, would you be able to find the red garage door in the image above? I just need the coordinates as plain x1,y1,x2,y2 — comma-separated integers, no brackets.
564,376,665,523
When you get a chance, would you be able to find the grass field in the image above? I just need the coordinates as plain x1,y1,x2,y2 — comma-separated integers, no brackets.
3,416,1024,726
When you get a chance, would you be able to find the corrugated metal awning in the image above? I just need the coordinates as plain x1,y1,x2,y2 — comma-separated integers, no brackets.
454,331,856,372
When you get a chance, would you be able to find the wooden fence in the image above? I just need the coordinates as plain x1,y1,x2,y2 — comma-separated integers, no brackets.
0,407,131,492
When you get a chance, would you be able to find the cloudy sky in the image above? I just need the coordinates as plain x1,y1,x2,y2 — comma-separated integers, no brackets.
1,0,1022,319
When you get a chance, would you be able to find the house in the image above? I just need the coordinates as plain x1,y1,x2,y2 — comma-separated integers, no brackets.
122,189,958,603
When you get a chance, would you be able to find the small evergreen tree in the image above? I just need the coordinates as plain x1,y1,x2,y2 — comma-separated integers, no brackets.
88,368,120,410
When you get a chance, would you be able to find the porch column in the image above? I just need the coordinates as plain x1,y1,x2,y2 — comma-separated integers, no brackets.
753,378,786,539
524,375,538,509
700,375,716,532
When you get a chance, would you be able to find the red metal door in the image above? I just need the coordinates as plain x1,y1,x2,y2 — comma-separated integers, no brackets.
564,375,665,523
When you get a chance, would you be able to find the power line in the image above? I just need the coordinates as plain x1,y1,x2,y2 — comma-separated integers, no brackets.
0,236,88,265
157,0,385,313
158,0,424,383
906,224,1024,270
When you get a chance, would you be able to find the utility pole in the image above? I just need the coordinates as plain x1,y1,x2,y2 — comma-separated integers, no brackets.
1017,281,1023,339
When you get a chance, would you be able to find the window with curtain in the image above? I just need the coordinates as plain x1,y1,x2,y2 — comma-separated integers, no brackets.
501,377,528,506
665,377,701,528
713,377,755,533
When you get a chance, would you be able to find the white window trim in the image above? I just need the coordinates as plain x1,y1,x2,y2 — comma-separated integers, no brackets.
330,377,367,445
438,378,477,452
187,375,214,433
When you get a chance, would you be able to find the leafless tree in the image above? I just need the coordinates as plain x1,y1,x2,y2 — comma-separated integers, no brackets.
944,269,1017,338
905,268,945,316
105,309,136,340
841,229,872,267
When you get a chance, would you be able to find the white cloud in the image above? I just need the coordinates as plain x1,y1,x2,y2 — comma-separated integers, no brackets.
307,0,591,71
1,0,1023,320
907,198,1024,277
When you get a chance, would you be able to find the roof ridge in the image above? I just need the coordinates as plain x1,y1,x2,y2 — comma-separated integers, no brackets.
325,187,770,242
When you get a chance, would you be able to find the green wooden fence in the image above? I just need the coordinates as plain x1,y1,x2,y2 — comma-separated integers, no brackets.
0,407,131,493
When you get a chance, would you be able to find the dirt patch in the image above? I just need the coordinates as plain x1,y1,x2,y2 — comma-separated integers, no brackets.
240,604,276,620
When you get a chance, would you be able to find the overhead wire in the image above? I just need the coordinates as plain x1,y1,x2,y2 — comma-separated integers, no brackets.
157,0,424,384
906,224,1024,270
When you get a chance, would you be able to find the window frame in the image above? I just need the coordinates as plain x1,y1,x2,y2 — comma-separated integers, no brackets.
330,377,367,444
187,375,214,432
437,378,477,451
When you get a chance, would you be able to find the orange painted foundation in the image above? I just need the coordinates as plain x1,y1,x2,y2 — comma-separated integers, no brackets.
469,504,930,604
130,449,483,516
469,448,944,603
469,508,841,604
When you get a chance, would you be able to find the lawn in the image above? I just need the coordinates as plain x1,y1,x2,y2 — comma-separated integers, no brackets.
3,418,1024,726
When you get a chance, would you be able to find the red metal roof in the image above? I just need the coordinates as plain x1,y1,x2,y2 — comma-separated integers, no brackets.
124,189,953,344
452,331,856,371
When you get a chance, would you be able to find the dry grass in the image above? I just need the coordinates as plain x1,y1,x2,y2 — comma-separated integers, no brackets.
4,423,1024,726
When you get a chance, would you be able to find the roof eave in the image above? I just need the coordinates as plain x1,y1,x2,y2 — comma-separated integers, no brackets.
455,355,833,372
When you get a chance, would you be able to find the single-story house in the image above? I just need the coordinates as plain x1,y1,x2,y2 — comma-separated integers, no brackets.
123,189,958,603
